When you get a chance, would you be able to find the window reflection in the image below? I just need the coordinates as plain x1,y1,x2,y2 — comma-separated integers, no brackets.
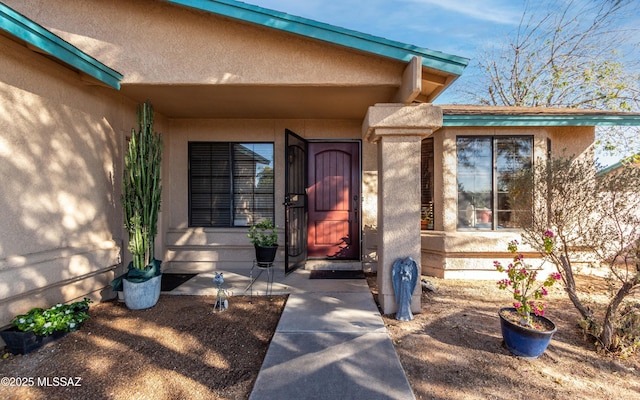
189,142,274,227
233,143,274,226
457,136,532,230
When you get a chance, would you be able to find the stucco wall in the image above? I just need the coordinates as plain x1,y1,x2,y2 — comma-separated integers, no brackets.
162,118,376,272
2,0,393,282
4,0,403,87
547,125,595,159
362,140,379,270
0,34,140,327
422,125,595,279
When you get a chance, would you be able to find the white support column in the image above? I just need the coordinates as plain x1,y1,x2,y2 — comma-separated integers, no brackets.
362,103,443,315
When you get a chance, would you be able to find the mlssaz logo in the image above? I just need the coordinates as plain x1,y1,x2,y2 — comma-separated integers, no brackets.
37,377,82,387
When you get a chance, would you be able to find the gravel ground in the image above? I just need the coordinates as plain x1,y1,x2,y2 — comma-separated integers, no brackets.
1,273,638,400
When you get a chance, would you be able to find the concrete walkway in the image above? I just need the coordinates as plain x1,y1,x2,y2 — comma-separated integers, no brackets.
166,268,416,400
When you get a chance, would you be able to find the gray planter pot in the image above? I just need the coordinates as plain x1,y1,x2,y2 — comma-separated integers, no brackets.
123,274,162,310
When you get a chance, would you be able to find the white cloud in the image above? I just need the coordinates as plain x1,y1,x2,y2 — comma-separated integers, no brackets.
403,0,522,25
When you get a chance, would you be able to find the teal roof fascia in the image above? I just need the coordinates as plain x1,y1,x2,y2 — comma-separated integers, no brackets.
443,114,640,127
597,162,622,175
597,154,639,174
0,3,122,89
165,0,469,76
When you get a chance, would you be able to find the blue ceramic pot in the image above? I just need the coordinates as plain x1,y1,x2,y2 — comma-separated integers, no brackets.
499,307,557,358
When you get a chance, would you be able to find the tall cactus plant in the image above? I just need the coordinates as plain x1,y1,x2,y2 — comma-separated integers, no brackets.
123,101,162,271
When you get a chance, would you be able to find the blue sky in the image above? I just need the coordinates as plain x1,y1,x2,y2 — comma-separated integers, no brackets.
247,0,529,104
248,0,639,165
248,1,638,101
248,0,524,60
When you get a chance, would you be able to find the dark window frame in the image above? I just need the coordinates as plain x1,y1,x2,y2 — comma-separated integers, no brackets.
421,138,435,230
188,142,275,228
456,135,533,231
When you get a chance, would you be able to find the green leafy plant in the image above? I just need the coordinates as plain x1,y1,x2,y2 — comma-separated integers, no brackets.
248,219,278,247
11,298,93,336
494,234,562,328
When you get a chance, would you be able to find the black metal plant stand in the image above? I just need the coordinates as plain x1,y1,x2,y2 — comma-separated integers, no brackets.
245,260,274,302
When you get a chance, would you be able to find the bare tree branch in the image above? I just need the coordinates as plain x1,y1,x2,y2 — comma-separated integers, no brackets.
455,0,640,159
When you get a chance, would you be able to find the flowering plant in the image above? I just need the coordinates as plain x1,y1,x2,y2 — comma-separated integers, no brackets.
494,232,562,328
11,298,92,336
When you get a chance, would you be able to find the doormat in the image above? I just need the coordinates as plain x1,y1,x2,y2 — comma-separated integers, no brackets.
309,270,365,280
161,273,198,291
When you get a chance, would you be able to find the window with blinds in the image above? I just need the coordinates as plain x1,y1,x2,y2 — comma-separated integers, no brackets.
189,142,274,227
421,138,435,230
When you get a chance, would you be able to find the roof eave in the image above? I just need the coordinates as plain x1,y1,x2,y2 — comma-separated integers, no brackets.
165,0,469,76
443,114,640,127
0,3,122,90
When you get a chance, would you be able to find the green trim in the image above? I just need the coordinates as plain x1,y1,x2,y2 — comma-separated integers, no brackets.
597,162,622,175
443,114,640,127
597,155,640,175
0,3,122,89
165,0,468,76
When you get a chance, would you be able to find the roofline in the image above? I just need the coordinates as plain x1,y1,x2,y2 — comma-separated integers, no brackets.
0,3,122,89
165,0,469,76
598,162,622,175
597,155,640,175
443,114,640,127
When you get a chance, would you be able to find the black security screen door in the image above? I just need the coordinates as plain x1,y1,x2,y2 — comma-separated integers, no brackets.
284,129,308,274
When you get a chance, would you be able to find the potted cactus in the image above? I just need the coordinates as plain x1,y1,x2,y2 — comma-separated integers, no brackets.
111,101,163,310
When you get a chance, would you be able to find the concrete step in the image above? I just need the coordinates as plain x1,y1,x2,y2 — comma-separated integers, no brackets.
304,260,362,271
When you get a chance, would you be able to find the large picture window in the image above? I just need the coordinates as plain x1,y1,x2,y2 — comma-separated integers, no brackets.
457,136,533,230
189,142,274,227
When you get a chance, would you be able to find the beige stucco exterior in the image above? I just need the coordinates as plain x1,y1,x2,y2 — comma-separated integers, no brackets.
0,32,132,326
163,118,377,273
363,103,443,314
1,0,406,325
421,125,595,279
1,0,629,325
5,0,410,120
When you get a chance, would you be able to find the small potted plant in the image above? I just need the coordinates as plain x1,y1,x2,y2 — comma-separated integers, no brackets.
1,298,92,354
248,218,278,266
420,207,429,230
494,232,562,358
421,203,434,230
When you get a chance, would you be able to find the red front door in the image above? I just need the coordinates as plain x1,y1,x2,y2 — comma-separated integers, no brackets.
307,142,360,259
